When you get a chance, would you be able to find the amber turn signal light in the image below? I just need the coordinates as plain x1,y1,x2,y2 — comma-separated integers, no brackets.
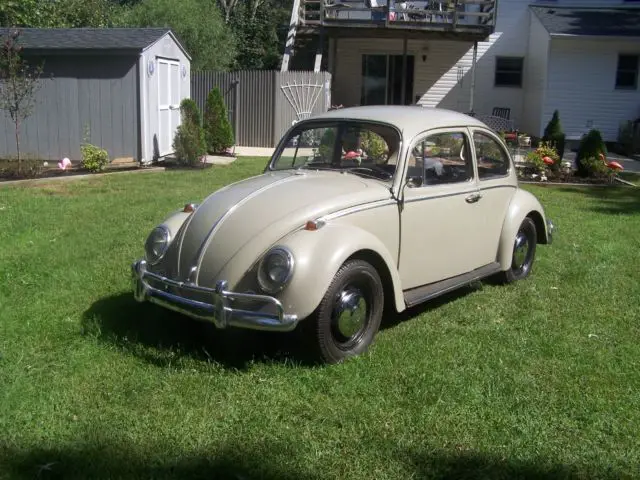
183,203,198,213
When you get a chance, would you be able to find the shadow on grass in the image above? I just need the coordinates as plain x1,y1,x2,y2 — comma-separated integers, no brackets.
82,293,304,370
555,185,640,216
2,442,624,480
381,283,479,331
82,284,481,370
1,442,320,480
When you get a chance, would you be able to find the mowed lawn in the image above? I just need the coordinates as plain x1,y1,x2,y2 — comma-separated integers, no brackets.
1,158,639,479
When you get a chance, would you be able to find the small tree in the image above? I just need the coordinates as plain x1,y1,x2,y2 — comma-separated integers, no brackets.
0,29,44,173
172,98,206,166
576,129,607,177
542,110,566,161
204,87,234,154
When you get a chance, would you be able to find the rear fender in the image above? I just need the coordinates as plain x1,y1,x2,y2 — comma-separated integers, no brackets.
497,189,549,270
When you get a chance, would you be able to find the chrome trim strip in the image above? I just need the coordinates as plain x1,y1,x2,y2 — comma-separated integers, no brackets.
318,198,397,222
132,259,298,332
176,173,274,277
193,174,300,283
403,189,478,204
479,184,517,192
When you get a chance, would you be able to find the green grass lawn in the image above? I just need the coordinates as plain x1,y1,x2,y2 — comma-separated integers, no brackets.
1,158,639,479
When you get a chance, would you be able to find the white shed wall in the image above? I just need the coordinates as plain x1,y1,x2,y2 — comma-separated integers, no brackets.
139,33,191,163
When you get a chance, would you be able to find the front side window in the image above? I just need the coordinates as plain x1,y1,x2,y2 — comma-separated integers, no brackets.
406,131,473,187
473,131,510,179
271,121,401,183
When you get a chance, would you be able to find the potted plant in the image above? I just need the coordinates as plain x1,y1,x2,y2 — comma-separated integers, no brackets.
518,133,531,147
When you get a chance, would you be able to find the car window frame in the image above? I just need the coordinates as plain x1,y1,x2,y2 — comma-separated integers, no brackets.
469,127,514,182
265,118,404,176
401,127,476,191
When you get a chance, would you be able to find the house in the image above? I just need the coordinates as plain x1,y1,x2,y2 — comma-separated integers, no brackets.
0,28,191,164
283,0,640,143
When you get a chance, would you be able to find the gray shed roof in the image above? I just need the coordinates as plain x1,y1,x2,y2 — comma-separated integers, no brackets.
0,27,183,53
530,5,640,37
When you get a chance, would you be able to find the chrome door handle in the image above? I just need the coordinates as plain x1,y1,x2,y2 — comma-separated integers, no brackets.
465,192,482,203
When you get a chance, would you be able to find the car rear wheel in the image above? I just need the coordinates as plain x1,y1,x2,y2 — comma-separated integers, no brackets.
302,259,384,364
498,217,537,284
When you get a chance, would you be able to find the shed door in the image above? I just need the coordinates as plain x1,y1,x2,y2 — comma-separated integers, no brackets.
158,58,181,157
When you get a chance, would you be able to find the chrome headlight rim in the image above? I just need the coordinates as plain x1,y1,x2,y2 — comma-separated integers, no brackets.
257,246,295,294
144,225,171,265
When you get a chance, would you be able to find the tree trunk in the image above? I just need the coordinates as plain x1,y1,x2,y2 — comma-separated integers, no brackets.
14,117,21,174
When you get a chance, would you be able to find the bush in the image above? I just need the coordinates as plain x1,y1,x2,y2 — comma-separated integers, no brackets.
576,129,607,177
542,110,566,160
180,98,202,127
81,143,109,172
172,99,206,166
204,87,234,154
580,156,610,179
617,120,640,156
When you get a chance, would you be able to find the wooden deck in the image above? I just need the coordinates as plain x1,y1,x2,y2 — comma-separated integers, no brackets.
300,0,497,40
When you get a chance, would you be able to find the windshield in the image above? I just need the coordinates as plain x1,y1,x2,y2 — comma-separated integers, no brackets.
270,121,401,183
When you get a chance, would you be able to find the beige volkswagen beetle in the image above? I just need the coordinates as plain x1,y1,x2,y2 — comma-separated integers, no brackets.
132,106,555,364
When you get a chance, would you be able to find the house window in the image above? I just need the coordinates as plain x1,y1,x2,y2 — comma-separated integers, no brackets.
494,57,523,87
615,54,639,89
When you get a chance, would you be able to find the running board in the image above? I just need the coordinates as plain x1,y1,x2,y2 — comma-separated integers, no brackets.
403,262,502,308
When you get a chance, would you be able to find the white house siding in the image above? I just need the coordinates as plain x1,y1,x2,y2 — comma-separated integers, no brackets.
544,38,640,142
521,11,550,136
139,33,191,163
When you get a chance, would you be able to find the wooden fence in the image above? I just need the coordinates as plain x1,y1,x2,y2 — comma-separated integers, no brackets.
191,70,332,148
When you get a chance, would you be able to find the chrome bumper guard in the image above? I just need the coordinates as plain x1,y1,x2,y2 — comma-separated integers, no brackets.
131,259,298,332
546,218,555,244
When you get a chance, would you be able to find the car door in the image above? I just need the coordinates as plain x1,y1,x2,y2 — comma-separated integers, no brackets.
398,128,485,290
469,128,518,266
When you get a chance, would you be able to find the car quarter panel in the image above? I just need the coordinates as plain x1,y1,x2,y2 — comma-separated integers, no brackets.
497,188,550,270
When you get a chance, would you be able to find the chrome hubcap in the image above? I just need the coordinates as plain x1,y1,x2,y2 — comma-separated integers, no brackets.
513,232,529,269
334,288,367,340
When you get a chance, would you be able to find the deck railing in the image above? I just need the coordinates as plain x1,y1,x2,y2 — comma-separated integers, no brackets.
301,0,496,31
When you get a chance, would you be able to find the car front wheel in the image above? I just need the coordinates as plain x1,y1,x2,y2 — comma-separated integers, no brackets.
302,259,384,364
498,217,537,284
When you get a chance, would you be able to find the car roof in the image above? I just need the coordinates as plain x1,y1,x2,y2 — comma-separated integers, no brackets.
309,105,489,139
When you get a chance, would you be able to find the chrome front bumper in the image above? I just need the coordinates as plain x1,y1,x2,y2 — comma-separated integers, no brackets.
546,218,555,244
131,260,299,332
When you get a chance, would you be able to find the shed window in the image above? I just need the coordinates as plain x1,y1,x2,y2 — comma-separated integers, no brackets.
494,57,523,87
615,54,639,89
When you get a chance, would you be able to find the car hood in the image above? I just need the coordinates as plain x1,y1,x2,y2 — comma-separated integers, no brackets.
161,169,392,285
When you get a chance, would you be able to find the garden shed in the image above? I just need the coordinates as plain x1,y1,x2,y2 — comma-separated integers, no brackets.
0,28,191,164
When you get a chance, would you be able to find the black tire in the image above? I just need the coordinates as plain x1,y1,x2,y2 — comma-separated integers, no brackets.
497,217,537,284
301,259,384,364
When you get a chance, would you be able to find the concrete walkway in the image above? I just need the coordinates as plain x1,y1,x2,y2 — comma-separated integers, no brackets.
563,151,640,173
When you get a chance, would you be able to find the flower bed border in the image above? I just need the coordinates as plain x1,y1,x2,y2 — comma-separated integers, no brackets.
0,166,166,188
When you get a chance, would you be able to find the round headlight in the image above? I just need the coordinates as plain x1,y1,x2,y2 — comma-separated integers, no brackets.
144,225,171,265
257,247,294,294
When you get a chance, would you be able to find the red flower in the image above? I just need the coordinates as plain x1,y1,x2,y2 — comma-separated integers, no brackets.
542,156,554,165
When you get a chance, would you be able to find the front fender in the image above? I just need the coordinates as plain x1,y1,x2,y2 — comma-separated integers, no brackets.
276,223,405,321
497,188,549,270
